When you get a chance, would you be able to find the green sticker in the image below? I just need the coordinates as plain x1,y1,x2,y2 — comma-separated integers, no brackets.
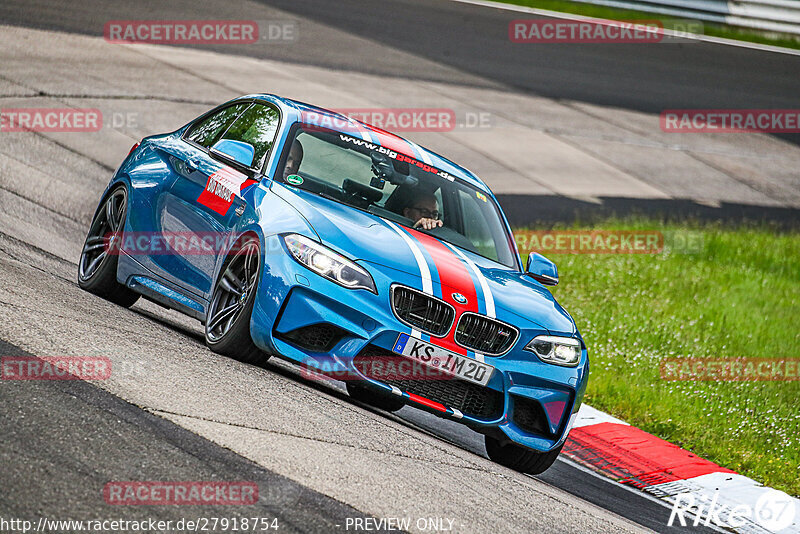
286,174,304,185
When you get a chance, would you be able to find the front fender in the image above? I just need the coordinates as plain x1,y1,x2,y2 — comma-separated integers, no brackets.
208,182,319,302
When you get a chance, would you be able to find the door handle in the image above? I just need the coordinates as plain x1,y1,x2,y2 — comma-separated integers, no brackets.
186,159,201,172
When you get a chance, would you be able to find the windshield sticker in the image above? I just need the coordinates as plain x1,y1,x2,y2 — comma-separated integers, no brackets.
286,174,304,185
338,134,451,180
476,191,488,202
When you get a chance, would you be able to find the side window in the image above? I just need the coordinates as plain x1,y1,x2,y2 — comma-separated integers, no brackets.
185,103,249,148
219,103,280,170
457,190,496,260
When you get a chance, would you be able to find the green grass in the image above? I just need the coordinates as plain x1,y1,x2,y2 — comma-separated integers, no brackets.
513,220,800,496
495,0,800,50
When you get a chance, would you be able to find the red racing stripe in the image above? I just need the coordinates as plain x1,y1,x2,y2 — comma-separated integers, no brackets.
408,228,478,355
362,124,416,156
407,392,447,413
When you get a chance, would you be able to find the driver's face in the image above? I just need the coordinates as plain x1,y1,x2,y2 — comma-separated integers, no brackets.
404,197,440,220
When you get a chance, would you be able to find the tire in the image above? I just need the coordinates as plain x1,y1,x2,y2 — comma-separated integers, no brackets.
346,382,405,412
78,185,140,307
204,236,269,366
485,436,563,475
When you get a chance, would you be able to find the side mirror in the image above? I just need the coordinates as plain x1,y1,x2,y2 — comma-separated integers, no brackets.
526,252,558,286
209,139,255,169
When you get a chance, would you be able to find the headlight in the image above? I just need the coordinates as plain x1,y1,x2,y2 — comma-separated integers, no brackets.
524,335,581,366
282,234,376,293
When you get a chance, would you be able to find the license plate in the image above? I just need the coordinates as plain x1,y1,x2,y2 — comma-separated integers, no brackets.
392,333,494,386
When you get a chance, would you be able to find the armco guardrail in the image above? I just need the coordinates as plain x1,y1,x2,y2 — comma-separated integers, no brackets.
569,0,800,35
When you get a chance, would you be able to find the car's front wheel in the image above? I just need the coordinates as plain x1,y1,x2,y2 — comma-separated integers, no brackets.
484,436,563,475
346,382,405,412
205,236,269,366
78,185,140,307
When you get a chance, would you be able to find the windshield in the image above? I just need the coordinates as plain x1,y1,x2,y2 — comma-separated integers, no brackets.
278,126,518,268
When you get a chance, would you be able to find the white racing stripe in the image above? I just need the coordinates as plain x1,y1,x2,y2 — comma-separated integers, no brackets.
385,221,433,294
406,140,434,165
349,118,376,144
385,220,434,339
443,242,496,318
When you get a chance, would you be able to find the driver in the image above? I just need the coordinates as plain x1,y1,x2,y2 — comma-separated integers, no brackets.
283,140,304,180
404,192,443,231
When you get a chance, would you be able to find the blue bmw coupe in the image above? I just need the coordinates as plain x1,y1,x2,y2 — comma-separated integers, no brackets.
78,94,588,474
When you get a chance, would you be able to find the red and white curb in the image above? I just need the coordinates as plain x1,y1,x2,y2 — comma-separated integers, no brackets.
564,405,799,533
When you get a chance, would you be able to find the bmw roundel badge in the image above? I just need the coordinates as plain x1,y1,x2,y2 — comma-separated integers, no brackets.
452,292,468,304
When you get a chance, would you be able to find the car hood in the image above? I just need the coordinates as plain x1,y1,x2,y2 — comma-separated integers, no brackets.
272,184,576,335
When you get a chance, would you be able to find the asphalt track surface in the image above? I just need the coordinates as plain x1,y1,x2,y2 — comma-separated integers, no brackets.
0,340,382,533
3,0,799,118
0,1,789,532
0,245,716,534
0,233,689,534
2,0,799,226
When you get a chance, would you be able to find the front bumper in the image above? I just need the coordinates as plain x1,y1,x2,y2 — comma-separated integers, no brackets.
249,235,589,453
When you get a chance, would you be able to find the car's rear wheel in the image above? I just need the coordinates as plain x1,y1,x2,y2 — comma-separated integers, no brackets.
484,436,563,475
78,185,140,307
205,236,269,365
346,382,405,412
